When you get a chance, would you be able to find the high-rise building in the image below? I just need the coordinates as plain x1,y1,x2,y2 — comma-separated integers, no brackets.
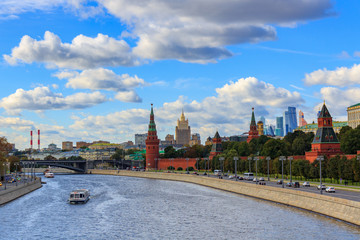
275,116,284,136
266,125,275,136
62,141,73,151
135,133,148,146
165,134,175,144
298,110,307,127
145,104,160,170
175,109,191,146
247,108,259,143
347,103,360,129
260,116,266,126
284,107,297,136
189,133,201,146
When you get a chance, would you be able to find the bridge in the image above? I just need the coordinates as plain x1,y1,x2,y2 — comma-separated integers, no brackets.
20,159,142,173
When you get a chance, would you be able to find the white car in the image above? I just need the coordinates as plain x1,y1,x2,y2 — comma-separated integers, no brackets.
303,182,310,187
326,187,335,193
228,175,235,179
253,178,259,182
259,177,265,181
317,185,326,190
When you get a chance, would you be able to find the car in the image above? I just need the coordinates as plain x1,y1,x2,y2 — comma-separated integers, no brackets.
259,177,265,181
214,170,221,176
286,182,294,187
253,178,259,182
7,178,16,183
293,182,300,188
228,175,236,179
326,187,335,193
317,185,326,190
302,182,310,187
237,176,244,180
277,180,283,184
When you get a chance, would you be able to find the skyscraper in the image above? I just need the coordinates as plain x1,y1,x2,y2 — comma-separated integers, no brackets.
284,107,297,136
275,116,284,136
175,109,191,146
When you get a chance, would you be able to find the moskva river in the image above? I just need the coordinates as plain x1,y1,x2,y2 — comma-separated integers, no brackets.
1,174,359,239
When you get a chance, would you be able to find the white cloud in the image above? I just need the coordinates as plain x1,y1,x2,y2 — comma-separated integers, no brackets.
115,91,142,103
354,51,360,58
55,68,146,103
0,0,103,19
3,1,334,64
4,31,139,69
0,86,107,114
304,64,360,86
64,68,145,91
317,87,360,117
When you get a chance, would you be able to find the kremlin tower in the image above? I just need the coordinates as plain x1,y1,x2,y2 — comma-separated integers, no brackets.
305,102,342,162
209,131,223,160
145,104,160,170
247,107,259,143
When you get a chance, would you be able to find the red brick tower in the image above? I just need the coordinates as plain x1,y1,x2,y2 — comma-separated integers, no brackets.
305,102,342,162
209,131,223,160
247,107,259,143
145,104,160,170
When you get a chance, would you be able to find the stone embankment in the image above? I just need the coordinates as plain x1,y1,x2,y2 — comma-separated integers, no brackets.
0,178,42,205
91,169,360,226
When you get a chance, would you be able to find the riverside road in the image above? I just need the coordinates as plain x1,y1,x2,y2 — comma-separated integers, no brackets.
178,172,360,202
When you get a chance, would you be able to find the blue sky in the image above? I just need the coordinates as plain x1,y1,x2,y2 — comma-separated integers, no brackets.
0,0,360,150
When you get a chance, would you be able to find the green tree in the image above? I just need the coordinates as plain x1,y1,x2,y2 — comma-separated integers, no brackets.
340,128,360,154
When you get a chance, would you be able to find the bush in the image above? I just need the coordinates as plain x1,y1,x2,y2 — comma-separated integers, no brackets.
177,167,183,171
186,166,194,171
168,166,175,170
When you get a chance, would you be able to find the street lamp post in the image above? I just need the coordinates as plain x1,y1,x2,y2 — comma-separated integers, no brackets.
317,155,324,195
234,157,238,181
3,163,7,190
254,157,259,185
288,156,293,183
186,158,189,173
279,156,286,188
15,163,18,187
266,156,270,181
196,158,199,172
247,156,252,172
219,157,224,177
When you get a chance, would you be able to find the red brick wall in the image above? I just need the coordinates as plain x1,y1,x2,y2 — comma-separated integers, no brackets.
157,158,198,170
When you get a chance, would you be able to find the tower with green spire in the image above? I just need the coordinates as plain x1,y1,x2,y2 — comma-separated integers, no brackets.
247,107,259,143
145,104,160,170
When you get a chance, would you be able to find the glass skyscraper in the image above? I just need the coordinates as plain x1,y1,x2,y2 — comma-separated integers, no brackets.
283,107,297,136
275,116,284,136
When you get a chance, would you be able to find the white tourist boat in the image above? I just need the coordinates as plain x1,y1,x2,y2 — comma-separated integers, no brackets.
68,189,90,204
44,172,54,178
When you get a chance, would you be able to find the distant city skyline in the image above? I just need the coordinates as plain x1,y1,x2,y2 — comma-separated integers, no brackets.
0,1,360,149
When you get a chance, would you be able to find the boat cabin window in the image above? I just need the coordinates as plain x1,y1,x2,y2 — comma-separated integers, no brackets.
70,194,74,198
80,194,84,198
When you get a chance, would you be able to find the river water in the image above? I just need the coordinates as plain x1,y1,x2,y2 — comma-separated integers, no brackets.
1,174,359,239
